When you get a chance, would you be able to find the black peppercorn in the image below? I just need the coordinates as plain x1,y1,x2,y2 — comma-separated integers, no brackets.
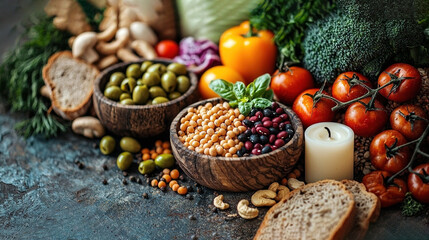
185,194,193,200
189,215,196,220
142,193,149,199
102,164,108,171
122,171,128,177
136,178,142,184
122,179,128,185
77,162,85,169
102,179,108,185
129,176,136,182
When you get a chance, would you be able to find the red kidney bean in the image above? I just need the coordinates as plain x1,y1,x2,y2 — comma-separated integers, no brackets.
272,102,279,110
249,116,258,122
245,141,253,151
256,126,270,136
251,127,257,134
272,122,279,129
278,122,286,130
251,148,261,155
272,117,282,124
269,134,276,144
279,113,288,120
277,131,288,139
255,111,263,120
271,145,278,151
254,143,262,150
275,108,284,114
262,117,271,122
274,139,285,147
263,121,272,128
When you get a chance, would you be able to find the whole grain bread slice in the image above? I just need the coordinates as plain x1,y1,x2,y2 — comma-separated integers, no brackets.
254,180,356,240
42,51,99,120
342,180,381,240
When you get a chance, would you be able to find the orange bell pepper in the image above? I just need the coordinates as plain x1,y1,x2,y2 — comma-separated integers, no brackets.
219,21,277,85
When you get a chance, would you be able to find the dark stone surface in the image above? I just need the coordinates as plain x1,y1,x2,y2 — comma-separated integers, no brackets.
0,101,428,240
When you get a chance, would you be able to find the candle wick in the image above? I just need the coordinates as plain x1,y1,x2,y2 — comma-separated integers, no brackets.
324,127,332,138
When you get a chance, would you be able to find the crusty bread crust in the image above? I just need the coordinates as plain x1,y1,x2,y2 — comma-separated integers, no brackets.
341,180,381,240
254,180,356,240
42,51,99,120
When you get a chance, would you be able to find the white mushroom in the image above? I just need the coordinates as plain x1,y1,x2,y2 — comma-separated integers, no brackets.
96,27,130,55
129,21,157,45
72,32,99,64
72,116,105,138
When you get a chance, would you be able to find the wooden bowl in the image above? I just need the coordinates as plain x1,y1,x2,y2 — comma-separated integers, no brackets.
93,59,199,138
170,98,304,192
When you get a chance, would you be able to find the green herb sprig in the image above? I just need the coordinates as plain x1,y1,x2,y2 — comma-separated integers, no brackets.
209,74,273,116
402,192,426,217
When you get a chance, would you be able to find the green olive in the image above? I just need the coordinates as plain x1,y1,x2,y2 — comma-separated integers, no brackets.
176,75,191,93
140,61,153,73
109,72,125,86
138,160,156,175
120,77,137,93
104,86,122,101
117,152,133,170
105,81,116,88
152,96,169,105
136,79,144,86
99,135,115,155
161,71,177,93
132,85,149,104
149,86,167,98
167,63,187,75
120,98,134,105
119,92,131,101
154,153,175,169
146,63,166,76
168,91,181,100
142,71,160,87
119,137,141,153
126,63,142,78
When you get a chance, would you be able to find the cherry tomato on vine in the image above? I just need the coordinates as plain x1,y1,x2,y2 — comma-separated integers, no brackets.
378,63,421,103
408,163,429,204
332,72,372,102
344,97,388,137
362,170,407,208
155,40,180,59
292,88,335,128
370,130,410,174
390,104,428,140
271,67,314,105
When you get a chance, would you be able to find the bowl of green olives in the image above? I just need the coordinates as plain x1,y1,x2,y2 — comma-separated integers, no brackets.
93,59,199,138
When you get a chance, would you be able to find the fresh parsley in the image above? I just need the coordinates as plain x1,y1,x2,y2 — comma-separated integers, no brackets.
209,74,273,116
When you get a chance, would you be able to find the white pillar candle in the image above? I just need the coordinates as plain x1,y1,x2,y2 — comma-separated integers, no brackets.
305,122,354,183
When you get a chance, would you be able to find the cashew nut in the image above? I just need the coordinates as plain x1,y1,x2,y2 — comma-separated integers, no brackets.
237,199,259,220
40,85,51,99
288,178,305,190
117,48,140,62
131,40,157,60
72,116,105,138
213,195,229,210
96,27,130,55
97,54,119,70
275,185,290,201
72,32,99,64
268,182,280,192
97,23,118,42
251,190,277,207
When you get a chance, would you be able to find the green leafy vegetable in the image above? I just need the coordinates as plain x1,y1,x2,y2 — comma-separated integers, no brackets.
402,192,425,217
76,0,104,30
209,74,273,115
0,16,71,138
249,0,336,64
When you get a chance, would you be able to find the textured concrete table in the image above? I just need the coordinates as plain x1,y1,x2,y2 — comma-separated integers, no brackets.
1,101,428,240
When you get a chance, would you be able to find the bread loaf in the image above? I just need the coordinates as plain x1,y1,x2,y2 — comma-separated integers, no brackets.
42,51,99,120
254,180,356,240
342,180,381,240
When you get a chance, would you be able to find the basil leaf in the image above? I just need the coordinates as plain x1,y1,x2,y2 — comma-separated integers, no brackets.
263,89,274,101
246,82,255,100
233,81,246,100
229,100,238,108
251,98,272,109
209,79,236,101
252,74,271,98
238,102,253,116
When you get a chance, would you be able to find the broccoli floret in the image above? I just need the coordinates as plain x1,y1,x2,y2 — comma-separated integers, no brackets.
303,0,429,84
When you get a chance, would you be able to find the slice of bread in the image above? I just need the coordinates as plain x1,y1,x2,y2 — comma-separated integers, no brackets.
342,180,381,240
43,51,99,120
254,180,356,240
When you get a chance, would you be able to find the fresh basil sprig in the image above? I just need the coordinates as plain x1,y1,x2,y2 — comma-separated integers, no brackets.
209,74,273,116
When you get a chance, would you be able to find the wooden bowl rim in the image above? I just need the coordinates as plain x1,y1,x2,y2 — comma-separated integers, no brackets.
93,59,198,110
170,98,304,162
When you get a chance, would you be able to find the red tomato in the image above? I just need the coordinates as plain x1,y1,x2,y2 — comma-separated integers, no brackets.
370,130,410,174
155,40,179,59
271,67,314,105
408,163,429,204
378,63,421,102
390,104,428,140
363,170,407,208
292,88,336,128
332,72,372,102
344,97,388,137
